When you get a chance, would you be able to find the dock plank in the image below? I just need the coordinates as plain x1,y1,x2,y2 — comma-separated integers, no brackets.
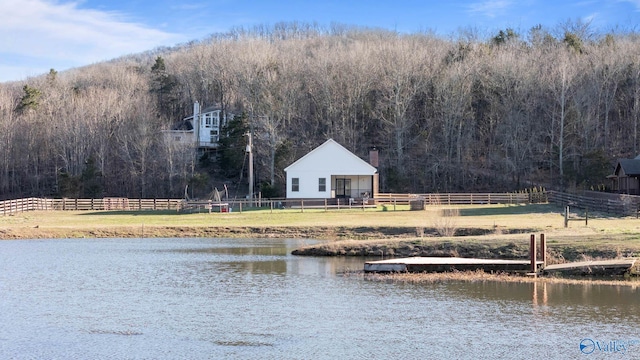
542,259,637,276
364,257,544,273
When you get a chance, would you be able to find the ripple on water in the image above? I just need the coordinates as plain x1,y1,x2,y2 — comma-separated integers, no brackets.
2,238,640,359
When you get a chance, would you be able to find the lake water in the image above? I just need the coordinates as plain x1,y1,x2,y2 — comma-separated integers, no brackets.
1,238,639,359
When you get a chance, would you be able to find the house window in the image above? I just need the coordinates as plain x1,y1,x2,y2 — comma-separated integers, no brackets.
210,130,218,143
292,178,299,192
204,114,211,128
318,178,326,192
212,111,220,127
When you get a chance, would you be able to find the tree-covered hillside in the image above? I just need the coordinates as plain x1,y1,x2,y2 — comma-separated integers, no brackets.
0,22,638,199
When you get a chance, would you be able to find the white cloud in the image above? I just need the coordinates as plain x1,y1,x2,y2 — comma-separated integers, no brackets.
618,0,640,10
0,0,185,82
583,12,598,23
467,0,514,18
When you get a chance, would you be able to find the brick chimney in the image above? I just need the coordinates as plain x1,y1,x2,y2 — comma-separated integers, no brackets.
369,147,379,168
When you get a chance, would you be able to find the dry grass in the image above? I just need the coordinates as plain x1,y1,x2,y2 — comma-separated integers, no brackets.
3,203,640,254
434,207,460,236
355,270,640,288
0,203,598,230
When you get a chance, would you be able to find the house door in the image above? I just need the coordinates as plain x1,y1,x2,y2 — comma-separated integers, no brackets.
335,178,351,198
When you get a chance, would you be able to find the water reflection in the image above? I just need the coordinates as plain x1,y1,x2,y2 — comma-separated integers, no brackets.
161,239,367,278
175,246,287,256
2,238,639,359
532,281,548,310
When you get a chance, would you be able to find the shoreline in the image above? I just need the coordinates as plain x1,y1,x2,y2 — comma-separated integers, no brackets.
353,270,640,288
291,236,638,264
3,224,638,263
3,223,640,284
0,225,424,241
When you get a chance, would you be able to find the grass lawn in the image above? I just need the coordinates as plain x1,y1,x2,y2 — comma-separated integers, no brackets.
0,202,631,228
0,204,640,242
3,202,640,270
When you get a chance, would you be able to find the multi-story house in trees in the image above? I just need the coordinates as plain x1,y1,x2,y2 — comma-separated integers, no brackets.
163,102,232,154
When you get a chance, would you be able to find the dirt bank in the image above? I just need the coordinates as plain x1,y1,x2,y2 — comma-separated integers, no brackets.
2,224,638,264
0,225,428,240
291,238,639,264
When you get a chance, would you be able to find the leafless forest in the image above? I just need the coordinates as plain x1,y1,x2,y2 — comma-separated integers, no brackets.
1,22,639,199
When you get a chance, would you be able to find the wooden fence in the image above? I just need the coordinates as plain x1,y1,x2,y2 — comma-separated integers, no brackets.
547,190,640,216
375,192,544,206
0,198,184,215
5,191,640,216
0,198,45,215
1,192,548,215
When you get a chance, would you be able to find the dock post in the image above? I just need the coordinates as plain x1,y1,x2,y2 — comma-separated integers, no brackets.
540,233,546,269
585,208,588,226
530,234,537,274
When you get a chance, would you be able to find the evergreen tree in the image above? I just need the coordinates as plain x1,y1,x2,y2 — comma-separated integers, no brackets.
150,56,181,118
81,157,103,198
491,28,518,46
217,113,249,178
16,85,41,113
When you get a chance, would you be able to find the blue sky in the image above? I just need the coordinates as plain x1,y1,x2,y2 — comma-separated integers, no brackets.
1,0,639,83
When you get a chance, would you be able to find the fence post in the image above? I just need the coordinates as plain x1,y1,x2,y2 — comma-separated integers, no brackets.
540,233,547,269
564,206,569,228
585,208,588,226
324,198,327,212
530,234,537,274
301,199,304,213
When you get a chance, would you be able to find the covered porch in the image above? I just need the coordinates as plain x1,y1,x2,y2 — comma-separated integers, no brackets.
330,174,378,203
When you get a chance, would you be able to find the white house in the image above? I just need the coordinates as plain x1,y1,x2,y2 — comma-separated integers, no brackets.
162,101,232,152
284,139,378,200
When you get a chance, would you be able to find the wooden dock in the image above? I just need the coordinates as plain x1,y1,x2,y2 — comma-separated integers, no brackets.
542,259,638,276
363,235,639,276
364,257,544,273
364,257,639,276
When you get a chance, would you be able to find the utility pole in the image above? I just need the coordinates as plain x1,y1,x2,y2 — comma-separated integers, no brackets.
245,132,253,206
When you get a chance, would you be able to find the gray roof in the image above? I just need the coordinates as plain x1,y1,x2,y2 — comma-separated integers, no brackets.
616,159,640,176
171,120,193,131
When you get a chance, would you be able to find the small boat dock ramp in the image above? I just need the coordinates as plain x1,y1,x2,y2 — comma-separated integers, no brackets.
363,234,639,276
364,257,544,274
542,259,638,276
